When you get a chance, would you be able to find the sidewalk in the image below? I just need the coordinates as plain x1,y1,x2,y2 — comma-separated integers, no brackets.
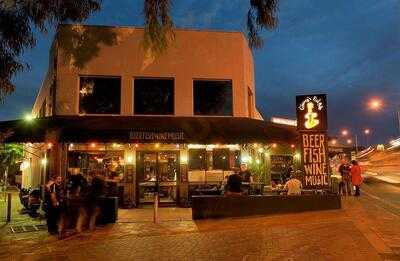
0,194,399,260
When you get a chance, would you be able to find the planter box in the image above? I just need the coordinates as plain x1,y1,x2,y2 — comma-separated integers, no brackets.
192,194,341,220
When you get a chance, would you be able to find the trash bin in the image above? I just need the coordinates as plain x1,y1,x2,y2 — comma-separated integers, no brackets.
100,197,118,224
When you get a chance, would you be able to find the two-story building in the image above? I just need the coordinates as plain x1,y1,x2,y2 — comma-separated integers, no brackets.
1,24,297,207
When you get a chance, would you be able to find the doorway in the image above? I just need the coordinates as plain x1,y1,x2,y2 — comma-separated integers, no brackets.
136,151,179,205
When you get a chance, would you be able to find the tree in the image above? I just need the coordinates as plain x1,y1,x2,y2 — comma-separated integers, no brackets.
0,143,23,185
0,0,101,101
0,0,278,101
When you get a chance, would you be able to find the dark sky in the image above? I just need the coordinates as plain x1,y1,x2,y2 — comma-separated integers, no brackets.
1,0,400,144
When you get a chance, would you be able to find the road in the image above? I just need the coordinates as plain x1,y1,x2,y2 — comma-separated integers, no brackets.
362,173,400,216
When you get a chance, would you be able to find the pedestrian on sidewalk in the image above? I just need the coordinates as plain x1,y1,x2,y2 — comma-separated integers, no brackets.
86,171,106,230
351,160,363,196
45,175,66,237
338,158,352,196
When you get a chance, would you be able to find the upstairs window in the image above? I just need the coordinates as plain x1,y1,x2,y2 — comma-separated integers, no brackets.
79,77,121,114
134,78,174,115
193,80,233,116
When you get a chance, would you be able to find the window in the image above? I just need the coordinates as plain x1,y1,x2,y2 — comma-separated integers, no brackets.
134,78,174,115
188,149,207,170
193,80,233,116
79,77,121,114
212,149,230,170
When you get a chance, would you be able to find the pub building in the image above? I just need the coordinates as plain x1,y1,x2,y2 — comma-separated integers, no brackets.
0,24,298,207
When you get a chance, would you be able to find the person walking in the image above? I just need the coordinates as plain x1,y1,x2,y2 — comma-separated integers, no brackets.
351,160,363,196
87,171,106,230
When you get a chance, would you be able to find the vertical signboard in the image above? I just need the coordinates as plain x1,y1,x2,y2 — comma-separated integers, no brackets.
296,94,329,189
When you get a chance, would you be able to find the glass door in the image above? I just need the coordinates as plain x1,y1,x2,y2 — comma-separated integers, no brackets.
137,151,179,204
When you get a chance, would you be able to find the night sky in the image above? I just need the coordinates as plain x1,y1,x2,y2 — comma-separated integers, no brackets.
1,0,399,144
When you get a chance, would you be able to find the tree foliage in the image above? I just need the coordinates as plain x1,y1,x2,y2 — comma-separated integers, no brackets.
0,0,279,102
0,0,101,101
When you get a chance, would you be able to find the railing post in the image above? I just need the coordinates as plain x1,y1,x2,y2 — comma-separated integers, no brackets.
6,192,11,222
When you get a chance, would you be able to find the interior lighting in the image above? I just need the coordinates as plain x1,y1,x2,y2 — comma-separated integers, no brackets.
47,143,53,149
155,143,160,149
41,158,47,166
20,160,30,171
258,148,264,153
180,155,188,164
126,155,133,163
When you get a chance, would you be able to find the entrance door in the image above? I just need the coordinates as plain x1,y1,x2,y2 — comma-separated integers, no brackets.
137,151,179,205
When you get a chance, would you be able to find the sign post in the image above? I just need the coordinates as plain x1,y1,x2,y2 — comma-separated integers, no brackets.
296,94,330,190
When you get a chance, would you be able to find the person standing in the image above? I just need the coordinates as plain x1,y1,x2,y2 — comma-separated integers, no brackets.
239,163,252,183
239,163,252,195
45,175,65,237
338,159,352,196
351,160,363,196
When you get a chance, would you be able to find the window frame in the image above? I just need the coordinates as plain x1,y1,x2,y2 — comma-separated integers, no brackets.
78,75,122,115
133,77,175,116
188,149,207,171
212,148,230,170
192,79,234,117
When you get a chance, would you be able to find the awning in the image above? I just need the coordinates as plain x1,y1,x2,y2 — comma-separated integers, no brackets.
0,116,298,144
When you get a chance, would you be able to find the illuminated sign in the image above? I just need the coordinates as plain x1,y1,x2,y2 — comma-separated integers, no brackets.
129,131,185,141
296,95,327,132
270,117,297,127
296,94,329,189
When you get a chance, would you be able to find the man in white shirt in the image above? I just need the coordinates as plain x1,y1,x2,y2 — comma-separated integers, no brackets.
283,175,302,195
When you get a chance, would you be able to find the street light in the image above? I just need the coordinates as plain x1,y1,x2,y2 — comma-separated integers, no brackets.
341,129,348,136
347,139,352,144
364,129,370,135
368,98,383,111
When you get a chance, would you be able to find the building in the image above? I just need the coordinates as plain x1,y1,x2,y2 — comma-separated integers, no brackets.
1,24,297,207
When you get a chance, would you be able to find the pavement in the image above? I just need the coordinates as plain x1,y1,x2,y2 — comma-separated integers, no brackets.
0,191,400,261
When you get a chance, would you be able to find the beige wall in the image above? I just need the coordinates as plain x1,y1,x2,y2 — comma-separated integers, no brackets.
48,25,257,118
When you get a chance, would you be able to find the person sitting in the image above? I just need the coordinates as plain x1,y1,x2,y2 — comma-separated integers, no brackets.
283,174,302,195
225,171,242,196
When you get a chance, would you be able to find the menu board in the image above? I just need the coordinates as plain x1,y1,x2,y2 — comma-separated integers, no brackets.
296,94,329,189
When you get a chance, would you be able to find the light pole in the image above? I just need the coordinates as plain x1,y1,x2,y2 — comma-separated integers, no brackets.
364,128,371,147
341,129,358,156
